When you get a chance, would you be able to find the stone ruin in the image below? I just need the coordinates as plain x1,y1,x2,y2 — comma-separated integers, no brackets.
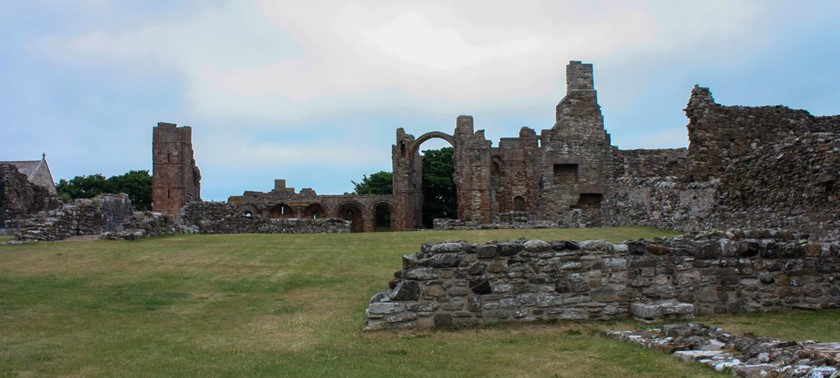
364,230,840,331
158,60,838,241
2,59,837,242
604,323,840,377
1,157,179,241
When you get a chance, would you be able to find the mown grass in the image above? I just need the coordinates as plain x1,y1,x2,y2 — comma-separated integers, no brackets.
0,227,837,377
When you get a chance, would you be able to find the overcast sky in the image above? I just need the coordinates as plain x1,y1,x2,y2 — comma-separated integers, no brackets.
2,1,838,201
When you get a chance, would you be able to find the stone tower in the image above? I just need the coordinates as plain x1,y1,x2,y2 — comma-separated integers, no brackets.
152,122,201,216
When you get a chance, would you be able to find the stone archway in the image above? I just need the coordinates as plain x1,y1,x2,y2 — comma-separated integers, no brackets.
393,130,456,229
302,203,327,219
391,115,492,231
336,202,365,233
268,203,295,219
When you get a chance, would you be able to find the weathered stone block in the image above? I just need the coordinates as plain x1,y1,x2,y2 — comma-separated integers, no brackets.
390,281,420,300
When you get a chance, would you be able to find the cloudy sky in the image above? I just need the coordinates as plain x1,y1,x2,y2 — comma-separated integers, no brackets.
2,1,838,200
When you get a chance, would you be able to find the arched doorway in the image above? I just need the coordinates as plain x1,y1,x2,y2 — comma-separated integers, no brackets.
303,203,327,219
374,202,392,231
394,131,458,229
268,203,295,219
336,202,364,233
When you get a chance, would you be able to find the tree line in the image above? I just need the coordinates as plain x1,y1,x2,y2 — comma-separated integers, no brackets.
56,170,152,211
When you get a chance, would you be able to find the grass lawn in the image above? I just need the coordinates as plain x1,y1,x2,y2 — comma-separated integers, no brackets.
1,226,838,377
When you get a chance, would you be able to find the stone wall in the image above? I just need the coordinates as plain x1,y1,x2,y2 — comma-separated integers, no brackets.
612,148,688,178
603,178,718,231
15,194,135,241
364,230,840,330
182,202,350,234
685,86,837,181
604,130,839,241
0,163,62,228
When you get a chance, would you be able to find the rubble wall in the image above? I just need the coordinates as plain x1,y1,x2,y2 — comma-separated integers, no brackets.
364,230,840,330
182,202,350,234
14,194,134,241
1,163,62,227
603,132,839,241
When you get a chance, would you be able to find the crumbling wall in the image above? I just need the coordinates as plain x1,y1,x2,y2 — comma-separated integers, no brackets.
685,86,836,181
612,148,688,178
600,86,840,241
15,194,134,241
1,163,62,228
603,178,718,231
183,202,350,234
364,230,840,330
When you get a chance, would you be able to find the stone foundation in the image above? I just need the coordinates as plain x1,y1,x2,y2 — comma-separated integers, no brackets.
604,323,840,377
364,230,840,331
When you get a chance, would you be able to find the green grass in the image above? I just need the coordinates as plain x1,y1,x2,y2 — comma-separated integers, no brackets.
0,227,836,377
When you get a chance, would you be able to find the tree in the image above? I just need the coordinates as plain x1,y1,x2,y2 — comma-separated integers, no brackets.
56,170,152,211
56,174,109,201
421,147,457,228
106,170,152,211
352,171,392,195
352,171,393,228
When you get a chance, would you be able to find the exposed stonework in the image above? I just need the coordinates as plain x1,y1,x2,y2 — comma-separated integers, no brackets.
1,160,63,230
605,324,840,377
605,94,839,241
151,60,838,239
364,230,840,331
220,179,393,233
15,193,135,241
388,61,613,230
152,122,201,216
182,200,350,234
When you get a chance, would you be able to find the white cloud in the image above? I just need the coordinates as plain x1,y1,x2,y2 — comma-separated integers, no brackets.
34,0,770,124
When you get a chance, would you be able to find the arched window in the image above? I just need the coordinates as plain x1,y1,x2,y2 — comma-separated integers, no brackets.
243,210,253,218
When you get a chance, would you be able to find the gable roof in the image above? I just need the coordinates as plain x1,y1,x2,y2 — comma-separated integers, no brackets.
1,156,58,195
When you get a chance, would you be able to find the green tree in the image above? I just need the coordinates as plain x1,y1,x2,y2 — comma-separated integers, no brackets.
106,170,152,211
351,171,393,195
352,171,393,228
421,147,457,228
56,170,152,211
56,174,109,200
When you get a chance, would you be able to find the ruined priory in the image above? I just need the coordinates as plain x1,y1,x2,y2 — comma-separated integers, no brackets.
153,61,838,241
3,61,837,241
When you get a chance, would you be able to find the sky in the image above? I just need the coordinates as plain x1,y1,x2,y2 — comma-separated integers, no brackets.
1,1,838,201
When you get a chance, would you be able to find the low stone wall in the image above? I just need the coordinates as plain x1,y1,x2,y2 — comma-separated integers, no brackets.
364,230,840,331
15,194,135,241
182,202,350,234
